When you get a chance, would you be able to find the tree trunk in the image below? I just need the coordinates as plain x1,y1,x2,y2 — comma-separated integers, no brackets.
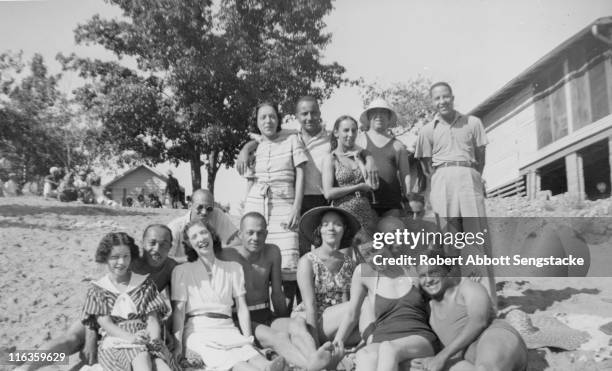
206,150,219,195
190,153,203,191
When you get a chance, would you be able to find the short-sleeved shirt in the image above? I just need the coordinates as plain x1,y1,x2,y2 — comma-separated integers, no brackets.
253,128,331,196
415,112,488,166
296,129,332,196
171,259,246,317
167,209,239,259
252,132,309,195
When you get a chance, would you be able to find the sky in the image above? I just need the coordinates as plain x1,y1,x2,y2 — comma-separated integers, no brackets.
1,0,611,211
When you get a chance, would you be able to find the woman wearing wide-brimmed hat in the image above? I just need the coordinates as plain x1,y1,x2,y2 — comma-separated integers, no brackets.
270,206,363,370
412,249,527,371
356,98,411,218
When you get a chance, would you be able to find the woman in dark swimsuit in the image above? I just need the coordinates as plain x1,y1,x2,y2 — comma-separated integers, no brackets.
333,217,437,371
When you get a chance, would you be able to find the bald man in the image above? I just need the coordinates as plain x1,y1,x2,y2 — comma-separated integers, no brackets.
167,189,240,263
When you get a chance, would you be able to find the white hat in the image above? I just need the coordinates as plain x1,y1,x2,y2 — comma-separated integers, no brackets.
50,167,59,174
359,98,398,128
166,169,173,176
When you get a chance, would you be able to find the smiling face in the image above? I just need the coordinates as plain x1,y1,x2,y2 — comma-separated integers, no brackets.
319,211,346,249
334,118,358,150
187,223,215,258
107,244,132,279
257,104,279,139
240,215,268,254
417,264,450,298
142,226,172,268
431,85,455,118
296,100,322,136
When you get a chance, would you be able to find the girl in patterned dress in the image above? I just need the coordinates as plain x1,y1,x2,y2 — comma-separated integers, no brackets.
322,115,378,238
81,232,175,371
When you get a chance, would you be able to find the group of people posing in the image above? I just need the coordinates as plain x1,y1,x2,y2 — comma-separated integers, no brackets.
18,82,529,371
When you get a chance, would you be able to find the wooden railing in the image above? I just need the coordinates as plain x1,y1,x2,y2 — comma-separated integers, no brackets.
486,177,526,198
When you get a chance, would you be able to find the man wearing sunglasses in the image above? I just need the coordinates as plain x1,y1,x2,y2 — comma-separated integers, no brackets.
167,188,240,263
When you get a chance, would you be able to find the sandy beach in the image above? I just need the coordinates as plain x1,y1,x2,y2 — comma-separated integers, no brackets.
1,196,612,370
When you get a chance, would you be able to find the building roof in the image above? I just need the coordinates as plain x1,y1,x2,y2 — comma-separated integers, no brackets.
104,164,185,191
469,17,612,121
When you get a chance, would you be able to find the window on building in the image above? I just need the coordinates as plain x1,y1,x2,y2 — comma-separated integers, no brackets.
534,64,568,149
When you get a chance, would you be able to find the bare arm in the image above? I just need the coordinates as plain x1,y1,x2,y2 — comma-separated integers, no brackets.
333,265,368,345
360,149,380,190
296,255,319,345
171,300,186,357
420,157,433,179
146,312,162,340
286,164,305,229
236,140,260,176
435,281,491,363
235,295,252,337
395,142,411,196
269,246,289,317
97,316,138,343
322,154,369,200
474,146,486,175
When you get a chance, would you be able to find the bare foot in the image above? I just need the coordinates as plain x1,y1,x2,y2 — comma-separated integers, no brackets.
265,355,286,371
306,342,334,371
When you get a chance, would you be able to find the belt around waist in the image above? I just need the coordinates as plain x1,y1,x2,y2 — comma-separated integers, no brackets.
232,302,270,313
434,161,475,169
187,311,231,319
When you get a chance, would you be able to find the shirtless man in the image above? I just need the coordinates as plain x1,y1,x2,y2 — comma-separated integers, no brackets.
221,212,337,371
16,224,177,370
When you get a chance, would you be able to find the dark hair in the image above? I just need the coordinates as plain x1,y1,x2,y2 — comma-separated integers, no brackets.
311,210,354,249
250,102,282,134
95,232,140,264
295,95,319,113
182,219,222,262
406,192,425,204
330,115,358,151
240,211,267,230
429,81,453,95
142,224,173,241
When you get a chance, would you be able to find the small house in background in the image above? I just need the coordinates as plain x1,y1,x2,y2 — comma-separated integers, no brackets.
473,17,612,200
103,165,184,205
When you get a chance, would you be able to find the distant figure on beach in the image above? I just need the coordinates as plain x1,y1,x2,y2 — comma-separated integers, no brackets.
43,167,62,199
164,170,181,209
591,181,610,200
4,172,20,196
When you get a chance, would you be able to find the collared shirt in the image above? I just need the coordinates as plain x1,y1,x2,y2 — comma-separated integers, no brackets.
296,129,331,195
415,111,488,166
171,259,245,316
167,209,239,259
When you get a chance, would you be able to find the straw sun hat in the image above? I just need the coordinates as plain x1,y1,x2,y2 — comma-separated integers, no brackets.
299,206,361,247
359,98,399,128
505,309,590,351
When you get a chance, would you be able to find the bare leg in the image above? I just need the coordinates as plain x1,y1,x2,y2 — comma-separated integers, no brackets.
320,301,360,345
232,361,259,371
256,325,309,368
354,344,380,371
15,322,86,371
247,353,286,371
131,352,153,371
376,336,435,371
468,327,527,371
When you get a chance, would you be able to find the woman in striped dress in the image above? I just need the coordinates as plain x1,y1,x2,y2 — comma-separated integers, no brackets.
81,232,175,371
243,102,308,304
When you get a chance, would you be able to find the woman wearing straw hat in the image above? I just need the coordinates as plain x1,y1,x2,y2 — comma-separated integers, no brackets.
270,206,363,369
413,249,527,371
357,98,411,217
333,216,438,371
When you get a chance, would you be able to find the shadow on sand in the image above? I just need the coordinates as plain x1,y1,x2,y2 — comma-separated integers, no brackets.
498,285,600,314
